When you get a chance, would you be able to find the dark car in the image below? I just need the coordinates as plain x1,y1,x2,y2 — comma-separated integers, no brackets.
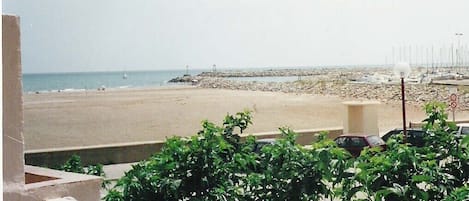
334,134,386,157
381,128,426,147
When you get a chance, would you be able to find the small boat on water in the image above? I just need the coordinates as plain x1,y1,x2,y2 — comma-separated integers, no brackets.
123,73,128,79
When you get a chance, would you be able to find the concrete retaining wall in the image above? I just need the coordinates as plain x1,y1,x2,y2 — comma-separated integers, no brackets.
25,166,102,201
409,120,469,129
25,141,166,167
25,127,343,167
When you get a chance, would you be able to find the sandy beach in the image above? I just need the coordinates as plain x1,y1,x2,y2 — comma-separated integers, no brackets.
23,86,469,150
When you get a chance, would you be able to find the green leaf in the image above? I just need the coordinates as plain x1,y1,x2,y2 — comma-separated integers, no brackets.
375,185,404,200
461,135,469,148
412,175,432,182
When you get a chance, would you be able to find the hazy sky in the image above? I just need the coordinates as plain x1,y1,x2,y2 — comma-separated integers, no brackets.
3,0,469,73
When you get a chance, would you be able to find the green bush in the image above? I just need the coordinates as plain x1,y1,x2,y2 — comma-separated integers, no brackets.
346,102,469,200
55,154,108,188
59,154,85,174
105,103,469,201
444,186,469,201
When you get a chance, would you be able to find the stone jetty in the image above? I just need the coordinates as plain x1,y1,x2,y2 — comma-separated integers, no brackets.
198,68,324,77
193,67,469,111
168,74,201,83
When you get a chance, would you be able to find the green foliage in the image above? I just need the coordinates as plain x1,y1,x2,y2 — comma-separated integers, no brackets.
422,101,454,131
104,111,256,201
105,103,469,201
56,154,108,189
59,154,85,174
422,102,469,189
443,186,469,201
346,101,469,200
86,163,104,176
105,112,351,201
352,138,454,200
238,129,350,200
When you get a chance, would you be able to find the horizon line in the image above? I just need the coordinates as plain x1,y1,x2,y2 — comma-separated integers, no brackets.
22,64,397,74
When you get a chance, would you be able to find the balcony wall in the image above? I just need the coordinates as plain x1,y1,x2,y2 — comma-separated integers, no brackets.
3,14,102,201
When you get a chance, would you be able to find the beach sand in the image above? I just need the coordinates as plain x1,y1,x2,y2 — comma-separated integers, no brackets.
23,86,469,150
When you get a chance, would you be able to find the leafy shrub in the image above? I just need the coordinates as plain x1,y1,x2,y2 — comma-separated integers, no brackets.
59,154,85,174
104,111,255,200
233,129,352,200
56,154,108,188
105,103,469,201
347,101,469,200
444,186,469,201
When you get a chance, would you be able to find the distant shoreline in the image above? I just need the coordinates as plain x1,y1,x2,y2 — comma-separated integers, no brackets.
25,83,195,94
26,67,469,111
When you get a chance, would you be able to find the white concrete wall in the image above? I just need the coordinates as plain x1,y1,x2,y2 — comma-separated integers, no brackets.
343,101,380,135
3,14,26,199
362,103,379,134
2,14,102,201
25,166,102,201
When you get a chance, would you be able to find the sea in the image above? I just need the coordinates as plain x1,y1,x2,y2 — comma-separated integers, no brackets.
22,70,206,93
22,69,299,93
22,65,386,93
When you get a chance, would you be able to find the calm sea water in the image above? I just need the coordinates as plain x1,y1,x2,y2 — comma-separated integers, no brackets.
22,68,309,93
22,70,206,93
23,66,365,93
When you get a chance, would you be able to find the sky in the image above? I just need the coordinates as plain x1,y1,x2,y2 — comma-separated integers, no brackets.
3,0,469,73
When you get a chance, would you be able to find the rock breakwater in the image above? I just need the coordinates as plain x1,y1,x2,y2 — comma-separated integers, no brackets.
197,77,469,111
168,74,203,83
199,69,325,77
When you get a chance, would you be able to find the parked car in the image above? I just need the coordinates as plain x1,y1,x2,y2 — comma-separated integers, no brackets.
334,134,386,157
253,138,276,153
456,123,469,137
381,128,427,147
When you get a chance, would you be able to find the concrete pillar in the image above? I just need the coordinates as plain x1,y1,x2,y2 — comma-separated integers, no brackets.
343,101,380,135
3,15,26,198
